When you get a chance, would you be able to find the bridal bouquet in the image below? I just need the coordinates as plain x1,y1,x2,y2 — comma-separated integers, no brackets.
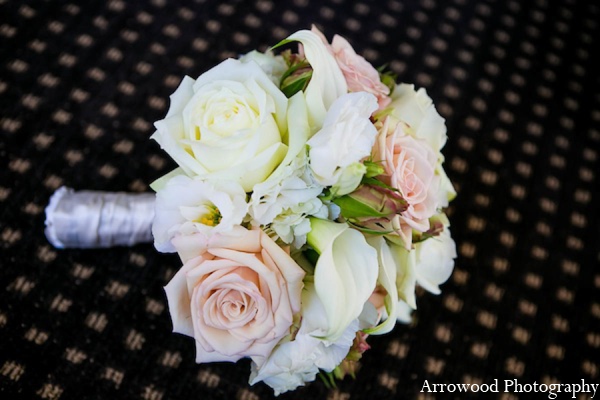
148,27,456,395
46,27,456,395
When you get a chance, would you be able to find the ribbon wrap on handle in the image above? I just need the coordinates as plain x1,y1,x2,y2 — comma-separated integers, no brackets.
45,187,155,249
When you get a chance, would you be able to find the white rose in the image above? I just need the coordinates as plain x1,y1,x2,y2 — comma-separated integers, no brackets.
152,59,308,192
152,174,247,252
389,84,447,152
307,92,378,189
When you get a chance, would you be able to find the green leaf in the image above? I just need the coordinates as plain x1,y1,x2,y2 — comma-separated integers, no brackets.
376,63,389,73
346,220,394,235
303,247,320,265
281,72,312,98
380,72,397,94
279,60,310,84
269,38,294,51
361,177,400,193
333,195,389,219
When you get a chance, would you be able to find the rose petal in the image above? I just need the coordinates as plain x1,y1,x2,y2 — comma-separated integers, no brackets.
164,259,200,338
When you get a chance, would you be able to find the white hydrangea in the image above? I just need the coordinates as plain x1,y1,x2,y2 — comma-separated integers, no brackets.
249,152,326,248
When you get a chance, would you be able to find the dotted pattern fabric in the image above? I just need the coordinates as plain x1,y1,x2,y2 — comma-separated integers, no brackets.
1,0,599,399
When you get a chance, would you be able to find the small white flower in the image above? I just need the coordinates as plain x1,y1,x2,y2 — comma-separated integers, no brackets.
249,282,359,395
308,92,378,188
249,152,326,248
152,174,247,252
250,153,322,225
413,218,457,295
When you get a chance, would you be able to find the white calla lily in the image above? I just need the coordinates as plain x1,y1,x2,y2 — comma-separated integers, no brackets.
375,214,456,312
249,281,360,395
307,218,378,341
283,30,347,131
364,236,400,335
396,299,413,323
394,243,418,309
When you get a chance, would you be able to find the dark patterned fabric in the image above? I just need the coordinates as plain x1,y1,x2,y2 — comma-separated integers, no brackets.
1,0,598,399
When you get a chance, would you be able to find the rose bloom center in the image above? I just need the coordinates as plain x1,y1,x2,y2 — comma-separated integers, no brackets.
203,267,262,330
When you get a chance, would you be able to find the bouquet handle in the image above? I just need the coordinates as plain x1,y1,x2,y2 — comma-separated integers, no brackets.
45,187,155,249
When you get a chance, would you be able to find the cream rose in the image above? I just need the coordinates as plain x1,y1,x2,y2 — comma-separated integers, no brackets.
164,228,305,364
152,58,291,192
373,117,440,247
388,84,456,206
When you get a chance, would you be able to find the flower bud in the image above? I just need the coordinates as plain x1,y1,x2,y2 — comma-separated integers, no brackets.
363,160,385,178
334,183,408,220
330,162,366,197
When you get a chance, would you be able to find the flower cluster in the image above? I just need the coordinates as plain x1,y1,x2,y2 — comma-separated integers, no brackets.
151,27,456,395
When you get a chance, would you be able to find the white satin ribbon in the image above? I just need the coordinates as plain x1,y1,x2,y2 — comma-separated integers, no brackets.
45,187,155,248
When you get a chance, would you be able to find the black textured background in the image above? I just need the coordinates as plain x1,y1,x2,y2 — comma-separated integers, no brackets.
1,1,599,399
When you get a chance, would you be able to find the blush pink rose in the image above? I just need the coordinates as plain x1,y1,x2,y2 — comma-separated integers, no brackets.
311,26,391,109
373,117,440,247
164,227,305,365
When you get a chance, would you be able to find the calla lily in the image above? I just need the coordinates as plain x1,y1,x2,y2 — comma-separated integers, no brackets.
306,218,378,341
279,30,347,131
364,236,400,335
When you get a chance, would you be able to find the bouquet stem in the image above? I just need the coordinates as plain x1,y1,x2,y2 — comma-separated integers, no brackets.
45,187,155,249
